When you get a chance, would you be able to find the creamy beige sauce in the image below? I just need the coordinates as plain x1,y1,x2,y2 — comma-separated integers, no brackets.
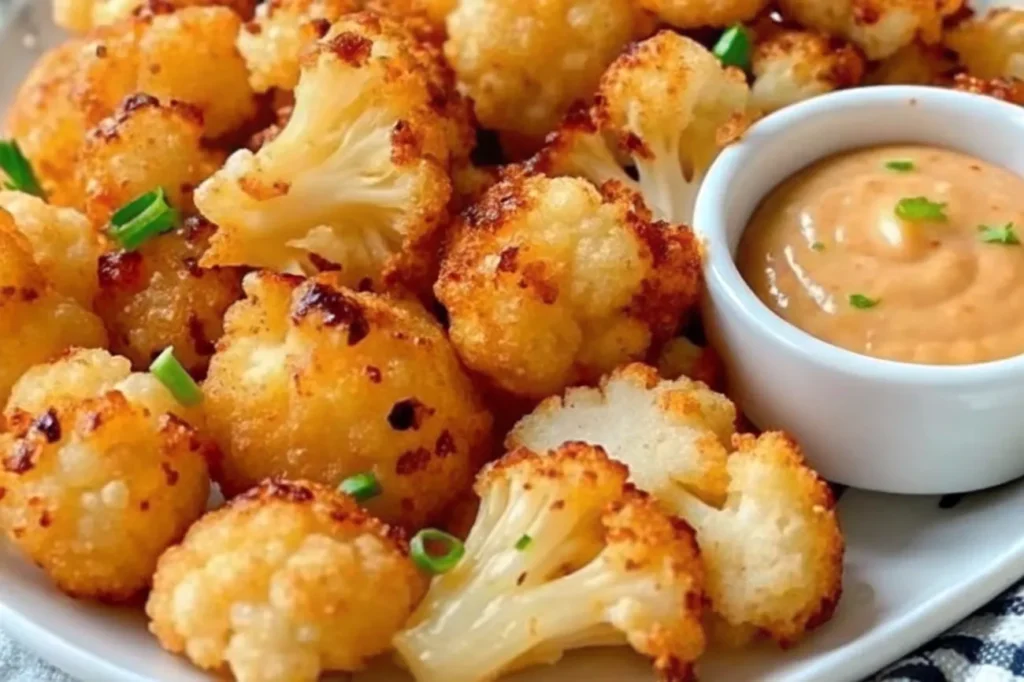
737,144,1024,365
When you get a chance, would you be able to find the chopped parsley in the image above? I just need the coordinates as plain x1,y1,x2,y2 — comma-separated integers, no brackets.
0,140,45,198
848,294,879,310
884,160,915,172
811,241,825,251
895,197,947,222
515,534,532,551
978,222,1020,245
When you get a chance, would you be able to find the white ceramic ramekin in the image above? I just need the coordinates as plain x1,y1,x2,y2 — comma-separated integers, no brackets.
695,86,1024,494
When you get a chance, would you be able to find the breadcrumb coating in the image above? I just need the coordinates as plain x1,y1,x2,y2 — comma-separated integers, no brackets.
0,213,107,406
53,0,257,33
945,8,1024,80
0,191,103,308
0,348,213,601
949,72,1024,105
656,337,725,391
509,363,844,647
864,42,960,85
435,169,701,400
147,479,424,682
751,29,865,113
394,442,705,682
638,0,768,29
444,0,647,141
94,217,244,377
203,271,493,527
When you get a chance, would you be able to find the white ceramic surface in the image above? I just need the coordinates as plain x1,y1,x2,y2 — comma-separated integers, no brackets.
696,87,1024,495
4,1,1024,682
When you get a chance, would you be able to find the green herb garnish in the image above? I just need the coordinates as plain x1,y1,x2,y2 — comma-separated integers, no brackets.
515,534,532,551
848,294,880,310
811,241,825,251
338,472,382,502
712,25,751,70
108,188,178,251
895,197,947,222
884,160,915,172
978,222,1020,245
149,347,202,406
410,529,465,575
0,140,45,198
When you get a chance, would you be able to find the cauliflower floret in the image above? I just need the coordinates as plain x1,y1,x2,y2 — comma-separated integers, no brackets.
509,363,844,646
54,0,257,33
435,169,701,400
945,9,1024,81
0,191,103,307
864,42,960,85
0,213,107,406
777,0,963,60
147,479,424,682
394,442,704,682
94,217,244,377
203,271,493,528
949,72,1024,106
0,348,213,601
656,337,725,390
444,0,647,142
751,29,865,113
76,94,226,224
637,0,768,29
198,13,466,292
528,105,640,191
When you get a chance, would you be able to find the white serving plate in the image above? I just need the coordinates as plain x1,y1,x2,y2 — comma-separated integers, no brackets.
3,1,1024,681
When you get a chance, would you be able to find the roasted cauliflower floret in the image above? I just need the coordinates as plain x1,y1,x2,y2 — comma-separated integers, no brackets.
94,217,244,377
198,13,465,292
864,42,960,85
444,0,646,141
147,479,424,682
76,94,226,224
203,271,493,528
0,213,107,406
656,336,725,390
592,31,753,224
0,191,103,307
751,29,865,113
637,0,768,29
777,0,963,60
54,0,257,33
529,105,640,191
949,73,1024,106
945,9,1024,81
509,363,844,646
394,442,705,682
435,170,701,400
0,348,213,601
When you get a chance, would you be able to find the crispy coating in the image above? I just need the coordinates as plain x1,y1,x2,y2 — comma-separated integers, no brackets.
198,13,471,293
637,0,768,29
436,169,701,400
54,0,257,33
444,0,646,141
509,363,844,646
945,9,1024,81
77,94,226,224
751,29,865,113
203,271,493,528
949,72,1024,106
864,42,960,85
94,217,244,377
656,337,725,391
0,191,104,308
0,213,107,407
394,442,705,682
147,479,424,682
0,348,212,602
777,0,964,60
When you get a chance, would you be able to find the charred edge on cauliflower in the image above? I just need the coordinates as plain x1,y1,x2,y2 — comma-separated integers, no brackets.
290,281,370,344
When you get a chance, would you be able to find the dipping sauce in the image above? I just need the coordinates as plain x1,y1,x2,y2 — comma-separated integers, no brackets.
737,144,1024,365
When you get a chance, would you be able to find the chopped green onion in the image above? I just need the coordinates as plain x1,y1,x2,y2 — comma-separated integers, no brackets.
410,529,465,575
515,534,532,550
811,241,825,251
884,160,915,172
848,293,879,310
0,140,45,198
108,188,178,251
978,222,1020,245
338,472,381,502
712,25,751,70
895,197,947,222
149,347,202,406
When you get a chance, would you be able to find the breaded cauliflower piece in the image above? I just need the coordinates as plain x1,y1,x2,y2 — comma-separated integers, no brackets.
949,73,1024,106
394,442,705,682
529,105,641,191
0,191,103,308
777,0,963,60
864,42,960,85
94,217,244,377
509,363,844,646
54,0,257,33
203,271,493,528
0,213,107,406
592,31,753,224
76,94,226,224
656,337,725,390
638,0,768,29
147,479,424,682
751,29,865,113
945,9,1024,81
0,348,212,601
435,169,701,400
444,0,646,141
198,13,466,292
